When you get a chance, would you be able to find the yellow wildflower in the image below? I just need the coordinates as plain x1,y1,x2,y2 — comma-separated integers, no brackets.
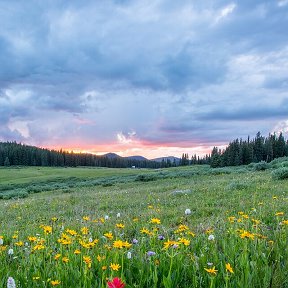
104,232,113,240
42,226,52,234
150,218,161,224
115,223,125,229
15,241,24,247
50,280,61,286
179,238,190,246
225,263,234,273
204,266,218,275
54,254,61,260
81,227,89,235
83,216,90,221
83,255,92,268
110,263,121,271
62,256,69,263
74,249,81,255
275,212,284,216
28,236,37,242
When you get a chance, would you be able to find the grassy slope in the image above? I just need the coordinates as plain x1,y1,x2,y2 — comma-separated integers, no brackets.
0,165,287,287
0,166,150,185
1,166,287,230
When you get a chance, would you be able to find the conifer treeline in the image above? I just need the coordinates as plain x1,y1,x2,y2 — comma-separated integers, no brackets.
0,142,162,168
211,132,288,167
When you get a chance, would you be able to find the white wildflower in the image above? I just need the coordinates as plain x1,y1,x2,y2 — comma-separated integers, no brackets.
104,215,109,220
127,251,132,259
185,209,191,215
208,234,215,241
0,238,3,245
8,248,14,255
116,213,121,218
7,277,16,288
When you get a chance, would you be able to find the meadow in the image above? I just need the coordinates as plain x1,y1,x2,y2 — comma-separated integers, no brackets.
0,162,288,287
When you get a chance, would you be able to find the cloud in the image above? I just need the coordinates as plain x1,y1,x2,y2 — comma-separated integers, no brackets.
0,0,288,156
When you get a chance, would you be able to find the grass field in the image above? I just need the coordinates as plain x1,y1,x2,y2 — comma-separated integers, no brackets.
0,164,288,287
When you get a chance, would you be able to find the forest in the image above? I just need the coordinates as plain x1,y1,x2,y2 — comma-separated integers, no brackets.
0,132,287,168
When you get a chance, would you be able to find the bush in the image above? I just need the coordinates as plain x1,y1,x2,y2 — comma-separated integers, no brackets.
226,181,249,191
253,161,270,171
271,167,288,180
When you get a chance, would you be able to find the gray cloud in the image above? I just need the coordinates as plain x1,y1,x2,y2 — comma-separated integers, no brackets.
0,0,288,154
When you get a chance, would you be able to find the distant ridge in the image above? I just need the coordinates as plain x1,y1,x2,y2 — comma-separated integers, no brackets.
103,153,148,161
152,156,180,164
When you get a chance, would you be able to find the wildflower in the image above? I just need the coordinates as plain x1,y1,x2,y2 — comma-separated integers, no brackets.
115,223,125,229
164,240,180,249
28,236,37,242
127,251,132,259
185,209,191,215
208,234,215,241
104,215,109,220
102,266,107,270
132,238,138,244
8,248,14,255
7,277,16,288
110,263,121,271
275,212,284,216
15,241,24,247
225,263,234,273
240,230,255,240
158,235,165,240
147,251,156,257
66,229,77,236
104,232,113,240
117,213,121,218
83,256,92,268
74,249,81,255
107,277,125,288
51,217,58,222
179,238,190,246
282,220,288,225
62,256,69,263
81,227,89,235
42,226,52,234
50,280,61,286
0,238,4,245
204,266,218,275
54,254,61,260
228,216,236,223
150,218,161,224
82,216,90,221
113,240,124,249
252,219,260,225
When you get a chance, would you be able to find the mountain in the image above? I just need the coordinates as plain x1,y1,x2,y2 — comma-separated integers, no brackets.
151,156,180,164
125,155,148,161
102,153,121,159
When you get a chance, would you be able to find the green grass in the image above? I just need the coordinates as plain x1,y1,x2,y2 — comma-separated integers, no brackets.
0,166,151,185
0,165,288,287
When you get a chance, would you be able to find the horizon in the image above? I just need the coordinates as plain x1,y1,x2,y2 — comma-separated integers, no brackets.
1,1,288,158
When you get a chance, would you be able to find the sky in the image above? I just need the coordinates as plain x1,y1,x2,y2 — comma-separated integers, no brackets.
0,0,288,159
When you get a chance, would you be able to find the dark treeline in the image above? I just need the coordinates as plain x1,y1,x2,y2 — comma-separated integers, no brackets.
179,153,211,166
0,142,162,169
211,132,288,168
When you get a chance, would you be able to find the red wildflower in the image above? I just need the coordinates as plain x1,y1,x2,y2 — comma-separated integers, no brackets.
107,277,125,288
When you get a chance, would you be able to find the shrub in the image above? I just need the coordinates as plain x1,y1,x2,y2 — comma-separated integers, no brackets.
253,161,270,171
226,181,249,191
271,167,288,180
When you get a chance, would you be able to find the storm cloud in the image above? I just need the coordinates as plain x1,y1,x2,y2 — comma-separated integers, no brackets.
0,0,287,158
